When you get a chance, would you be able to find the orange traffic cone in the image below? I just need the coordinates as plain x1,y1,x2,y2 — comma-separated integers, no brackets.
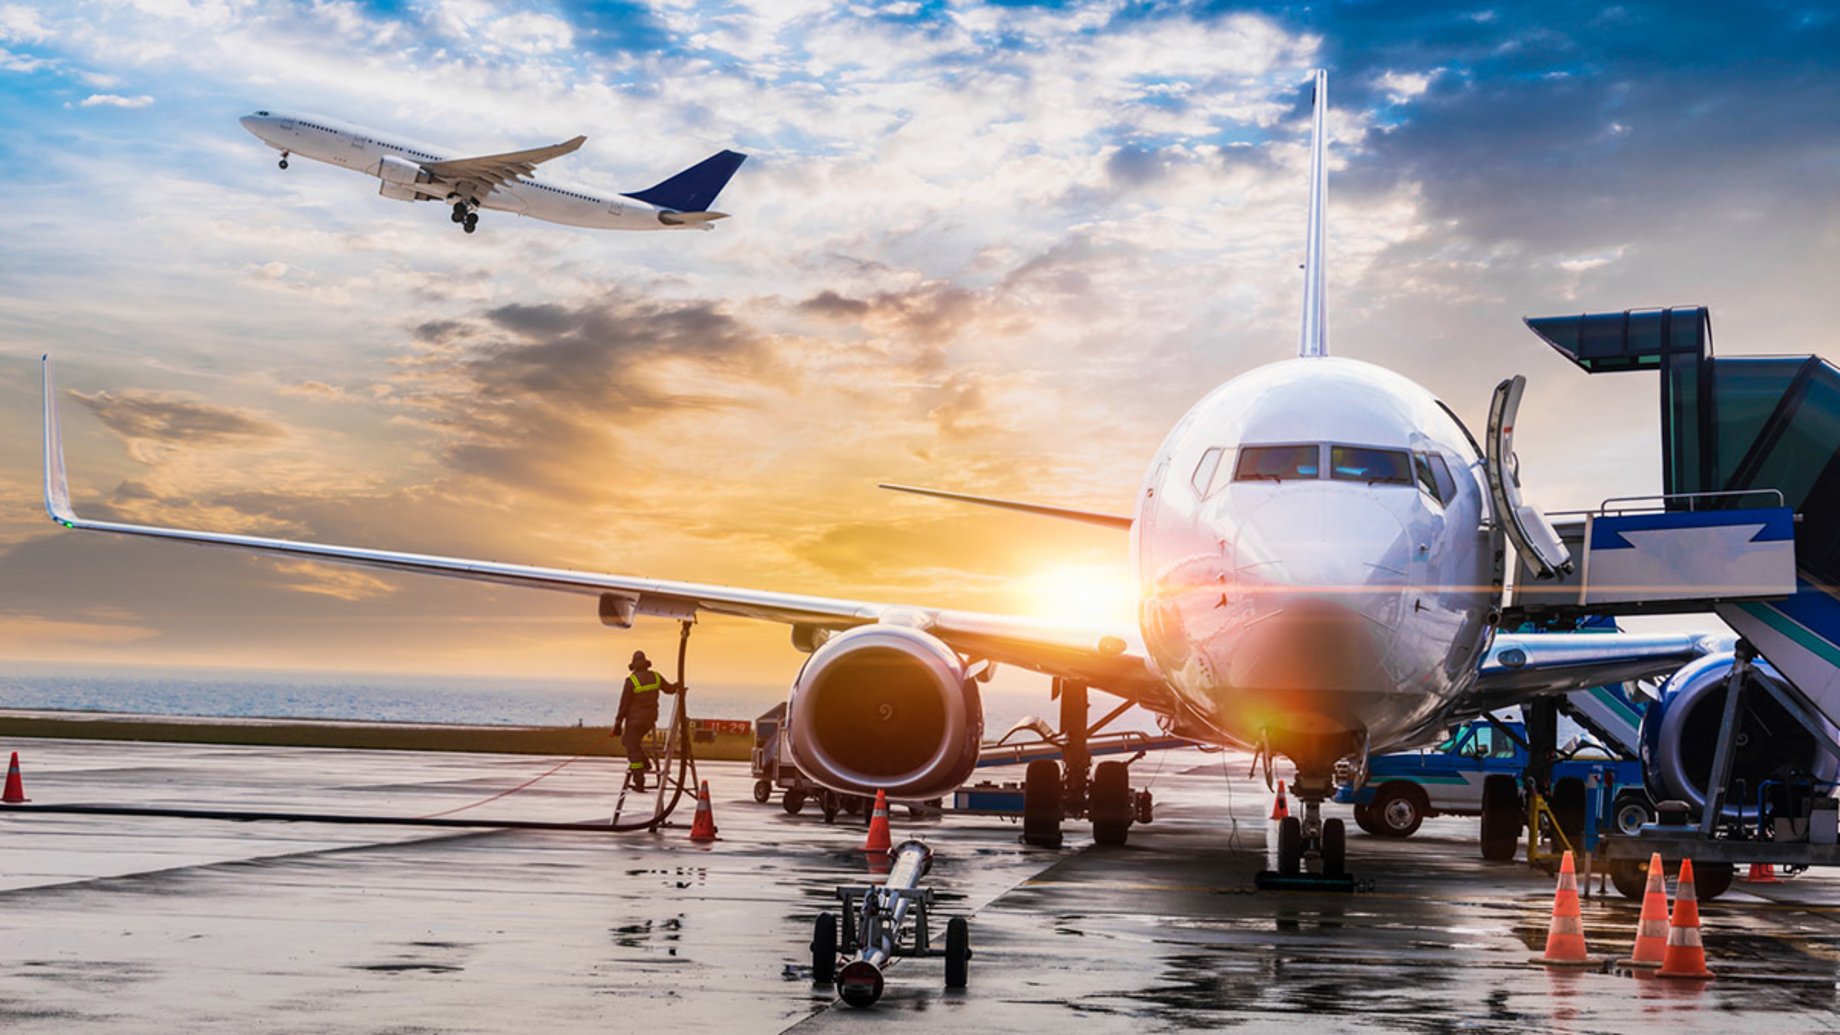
1617,853,1670,968
2,752,27,804
1746,862,1778,884
687,779,718,842
1533,850,1597,966
1656,858,1715,979
863,789,892,853
1269,780,1290,821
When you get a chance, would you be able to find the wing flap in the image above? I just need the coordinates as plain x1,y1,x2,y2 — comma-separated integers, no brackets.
423,134,586,193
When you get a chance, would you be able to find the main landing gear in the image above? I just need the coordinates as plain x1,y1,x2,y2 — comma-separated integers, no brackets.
1019,680,1154,849
278,151,289,170
450,199,479,234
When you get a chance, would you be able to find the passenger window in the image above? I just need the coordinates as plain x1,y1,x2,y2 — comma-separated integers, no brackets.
1329,445,1412,485
1191,447,1224,498
1234,444,1319,482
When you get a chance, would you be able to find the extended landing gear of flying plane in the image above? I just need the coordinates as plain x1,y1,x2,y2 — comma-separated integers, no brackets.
278,151,289,170
1020,680,1154,849
451,199,479,234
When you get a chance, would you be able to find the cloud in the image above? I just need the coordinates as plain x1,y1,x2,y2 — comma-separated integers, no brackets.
78,93,154,109
0,3,50,44
70,390,286,447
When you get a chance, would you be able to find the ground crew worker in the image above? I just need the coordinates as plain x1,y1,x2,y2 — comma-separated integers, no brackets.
612,650,682,791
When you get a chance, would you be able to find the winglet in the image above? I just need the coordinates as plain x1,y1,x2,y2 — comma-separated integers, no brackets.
1299,68,1328,358
41,355,77,527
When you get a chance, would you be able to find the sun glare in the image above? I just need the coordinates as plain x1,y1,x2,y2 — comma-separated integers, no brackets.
1019,564,1141,629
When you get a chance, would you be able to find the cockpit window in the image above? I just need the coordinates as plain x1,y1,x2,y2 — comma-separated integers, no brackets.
256,110,269,116
1329,445,1412,485
1191,447,1226,498
1234,444,1319,482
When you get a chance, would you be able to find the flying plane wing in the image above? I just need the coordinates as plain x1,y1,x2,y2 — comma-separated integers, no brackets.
422,134,586,194
40,358,1171,709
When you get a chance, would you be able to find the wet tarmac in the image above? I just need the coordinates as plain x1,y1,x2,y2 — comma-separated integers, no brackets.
2,738,1837,1033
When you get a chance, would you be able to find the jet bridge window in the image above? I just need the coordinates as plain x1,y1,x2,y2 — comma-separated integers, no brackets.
1234,444,1320,483
1329,445,1412,486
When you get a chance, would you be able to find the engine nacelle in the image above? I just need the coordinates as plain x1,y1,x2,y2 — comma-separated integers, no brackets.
785,624,983,800
378,181,425,202
1640,651,1839,818
376,154,432,187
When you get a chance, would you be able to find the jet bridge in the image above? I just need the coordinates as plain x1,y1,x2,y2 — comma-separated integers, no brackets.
1510,304,1840,756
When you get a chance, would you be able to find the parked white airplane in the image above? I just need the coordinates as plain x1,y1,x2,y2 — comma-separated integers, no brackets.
239,110,747,234
49,73,1715,874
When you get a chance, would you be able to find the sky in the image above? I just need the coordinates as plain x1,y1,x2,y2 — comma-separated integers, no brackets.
0,0,1837,697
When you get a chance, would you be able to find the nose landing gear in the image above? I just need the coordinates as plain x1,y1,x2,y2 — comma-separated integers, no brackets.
1261,774,1356,891
278,151,289,170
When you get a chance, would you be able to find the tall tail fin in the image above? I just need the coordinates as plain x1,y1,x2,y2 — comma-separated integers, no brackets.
1299,69,1328,358
623,149,747,212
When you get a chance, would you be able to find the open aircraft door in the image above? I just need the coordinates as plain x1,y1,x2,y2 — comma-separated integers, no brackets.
1486,375,1574,580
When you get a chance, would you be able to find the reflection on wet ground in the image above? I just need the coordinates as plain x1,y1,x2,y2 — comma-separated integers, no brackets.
1,739,1836,1032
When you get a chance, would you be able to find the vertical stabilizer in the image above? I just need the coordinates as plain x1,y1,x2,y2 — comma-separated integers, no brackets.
1299,69,1329,358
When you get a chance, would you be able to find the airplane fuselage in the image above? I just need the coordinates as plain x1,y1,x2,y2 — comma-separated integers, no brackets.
238,111,680,231
1134,356,1502,773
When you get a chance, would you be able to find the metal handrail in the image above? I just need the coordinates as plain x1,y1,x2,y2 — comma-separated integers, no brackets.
1593,489,1785,515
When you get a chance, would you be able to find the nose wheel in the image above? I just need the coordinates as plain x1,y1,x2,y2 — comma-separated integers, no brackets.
278,151,289,170
1262,785,1354,889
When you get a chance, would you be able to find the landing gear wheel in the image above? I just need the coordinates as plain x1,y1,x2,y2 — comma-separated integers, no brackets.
943,916,970,989
278,158,289,169
782,788,807,815
1321,817,1347,877
1277,815,1303,875
1091,760,1131,846
752,779,772,804
451,201,467,223
1022,758,1063,848
820,790,840,824
811,913,837,985
463,212,479,233
1696,861,1735,901
1370,783,1426,838
1480,774,1520,861
1551,777,1586,851
1352,802,1384,836
1612,793,1654,836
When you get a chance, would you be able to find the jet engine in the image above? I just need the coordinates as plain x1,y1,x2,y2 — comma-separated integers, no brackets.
1640,651,1839,818
376,154,432,187
785,624,983,800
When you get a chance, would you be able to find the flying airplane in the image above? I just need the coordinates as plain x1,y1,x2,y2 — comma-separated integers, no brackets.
238,110,747,234
49,73,1735,876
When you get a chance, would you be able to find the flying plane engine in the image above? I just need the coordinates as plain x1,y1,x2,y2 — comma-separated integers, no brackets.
786,624,984,800
1639,651,1839,818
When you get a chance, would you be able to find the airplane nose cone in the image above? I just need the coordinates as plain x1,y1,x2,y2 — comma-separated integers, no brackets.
1222,487,1413,692
239,115,260,134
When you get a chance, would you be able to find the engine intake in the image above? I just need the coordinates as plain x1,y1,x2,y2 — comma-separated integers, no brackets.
1640,651,1839,818
786,624,982,800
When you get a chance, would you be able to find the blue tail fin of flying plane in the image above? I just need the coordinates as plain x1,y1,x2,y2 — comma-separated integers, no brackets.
623,150,748,212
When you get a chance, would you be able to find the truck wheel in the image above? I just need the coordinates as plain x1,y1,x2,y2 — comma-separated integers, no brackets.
1022,759,1063,848
1480,774,1520,862
1369,784,1426,838
1352,803,1383,836
752,779,773,804
1695,861,1735,901
1550,777,1586,851
1612,794,1654,836
1609,858,1648,900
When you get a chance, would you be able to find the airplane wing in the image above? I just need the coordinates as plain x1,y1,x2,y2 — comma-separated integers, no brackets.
422,135,586,195
40,358,1172,710
1455,630,1726,715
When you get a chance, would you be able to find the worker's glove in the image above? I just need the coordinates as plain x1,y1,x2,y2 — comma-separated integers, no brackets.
611,722,624,737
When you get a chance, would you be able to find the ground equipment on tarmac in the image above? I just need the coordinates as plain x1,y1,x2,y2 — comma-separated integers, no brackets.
812,839,969,1008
